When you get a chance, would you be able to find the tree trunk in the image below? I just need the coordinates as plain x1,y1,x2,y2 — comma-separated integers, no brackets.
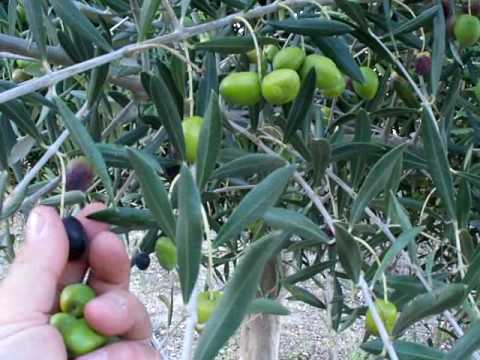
239,258,281,360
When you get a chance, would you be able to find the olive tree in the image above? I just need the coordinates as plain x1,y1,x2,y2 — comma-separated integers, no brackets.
2,0,480,359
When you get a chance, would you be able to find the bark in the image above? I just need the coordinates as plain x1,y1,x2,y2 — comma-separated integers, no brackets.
239,258,281,360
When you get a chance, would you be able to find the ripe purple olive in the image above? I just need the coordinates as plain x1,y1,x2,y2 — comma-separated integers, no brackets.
66,157,93,192
63,216,88,261
133,252,151,271
415,51,432,76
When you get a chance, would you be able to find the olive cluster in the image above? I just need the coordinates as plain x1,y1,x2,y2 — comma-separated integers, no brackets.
219,46,380,107
132,236,177,272
50,284,107,357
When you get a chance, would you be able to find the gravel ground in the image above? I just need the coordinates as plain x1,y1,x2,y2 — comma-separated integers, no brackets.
0,217,365,359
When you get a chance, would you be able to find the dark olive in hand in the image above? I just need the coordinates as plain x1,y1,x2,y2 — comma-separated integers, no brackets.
63,216,87,260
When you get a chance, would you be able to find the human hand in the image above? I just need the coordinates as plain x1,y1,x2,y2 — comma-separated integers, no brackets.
0,204,159,359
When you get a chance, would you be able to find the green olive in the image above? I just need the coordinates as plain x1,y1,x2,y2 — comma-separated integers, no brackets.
155,237,177,271
392,72,419,108
182,116,204,163
264,44,280,62
60,283,96,318
323,76,346,98
12,69,31,83
197,291,223,325
272,47,306,71
64,319,107,357
50,313,78,342
219,72,262,106
261,69,301,105
365,299,398,336
353,67,379,100
300,54,343,90
246,49,260,64
454,14,480,47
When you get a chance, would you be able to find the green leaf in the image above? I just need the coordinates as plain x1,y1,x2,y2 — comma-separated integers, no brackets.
284,261,335,284
212,154,286,180
49,0,112,52
421,109,456,220
195,36,278,53
248,298,290,316
148,73,186,160
181,0,191,24
334,0,368,29
447,321,480,360
334,223,361,283
284,69,316,141
262,207,330,244
310,138,330,186
268,19,353,36
8,0,18,35
24,0,47,59
214,166,294,247
361,339,445,359
284,283,325,308
87,50,109,107
371,227,422,285
431,4,445,97
390,6,439,37
196,92,222,189
0,100,42,142
197,53,218,116
126,148,176,238
350,144,407,224
138,0,161,40
54,97,113,203
87,207,156,228
176,165,203,303
194,232,285,360
311,36,364,83
464,250,480,292
392,284,468,337
40,191,86,207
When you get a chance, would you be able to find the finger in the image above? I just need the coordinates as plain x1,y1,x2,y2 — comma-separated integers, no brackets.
76,341,160,360
84,289,151,340
0,206,68,318
57,203,110,290
87,231,130,292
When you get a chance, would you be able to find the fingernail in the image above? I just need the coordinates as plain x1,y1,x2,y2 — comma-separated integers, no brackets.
26,209,47,243
77,349,108,360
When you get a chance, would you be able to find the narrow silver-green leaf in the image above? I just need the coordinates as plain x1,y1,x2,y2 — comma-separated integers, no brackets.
262,207,330,244
54,97,114,203
149,73,186,160
447,321,480,360
50,0,111,52
361,339,445,359
176,165,203,303
268,19,353,36
8,0,17,35
334,223,361,283
126,148,176,238
371,227,422,285
138,0,161,40
212,154,286,180
248,298,290,316
421,109,456,220
196,92,222,189
0,101,42,142
311,138,330,186
87,207,156,228
350,144,407,224
392,284,468,337
24,0,47,59
214,166,294,247
194,232,285,360
431,3,445,96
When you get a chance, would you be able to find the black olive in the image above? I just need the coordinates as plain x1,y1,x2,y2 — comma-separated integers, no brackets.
133,252,151,271
63,216,88,261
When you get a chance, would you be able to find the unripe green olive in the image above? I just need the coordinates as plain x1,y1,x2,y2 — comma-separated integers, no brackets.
219,72,262,106
323,76,346,98
64,319,107,357
60,283,96,318
261,69,301,105
300,54,343,90
353,67,379,100
155,237,177,271
264,44,280,62
392,72,419,108
246,49,260,64
365,299,398,336
454,14,480,47
272,47,306,71
197,291,223,327
12,69,31,83
182,116,204,163
50,313,77,342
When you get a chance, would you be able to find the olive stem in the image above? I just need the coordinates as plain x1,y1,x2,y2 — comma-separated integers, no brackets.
235,16,263,79
358,276,399,360
200,205,214,294
184,42,195,117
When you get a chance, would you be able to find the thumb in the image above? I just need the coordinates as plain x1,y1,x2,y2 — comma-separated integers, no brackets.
0,206,69,320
